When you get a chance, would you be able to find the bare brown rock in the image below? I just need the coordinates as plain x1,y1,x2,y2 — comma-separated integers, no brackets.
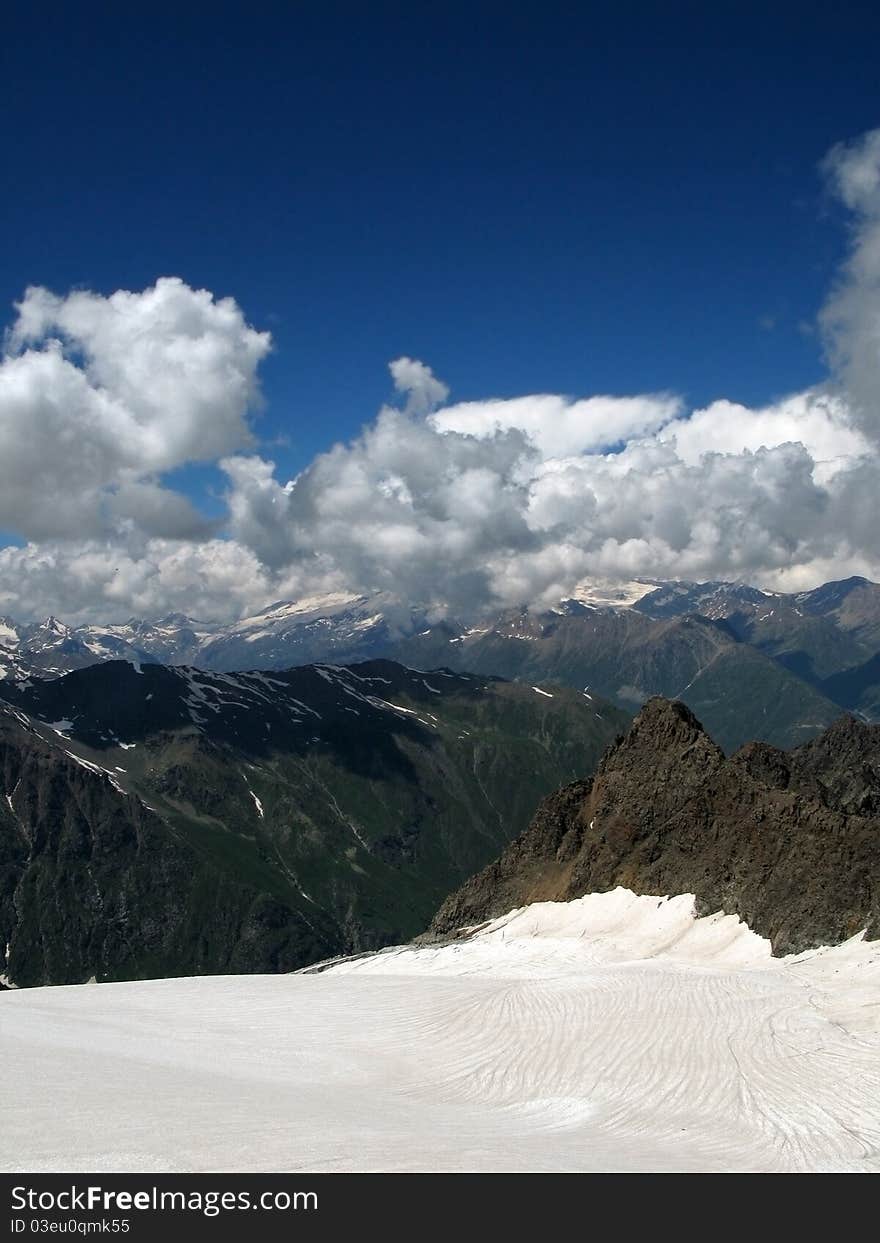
430,698,880,954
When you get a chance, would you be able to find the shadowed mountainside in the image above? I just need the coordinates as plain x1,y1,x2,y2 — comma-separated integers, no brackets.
0,659,627,985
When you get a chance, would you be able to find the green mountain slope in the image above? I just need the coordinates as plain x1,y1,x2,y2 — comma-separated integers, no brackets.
0,660,627,985
393,608,842,750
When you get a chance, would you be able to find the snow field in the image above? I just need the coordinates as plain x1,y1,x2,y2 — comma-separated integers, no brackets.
2,888,878,1172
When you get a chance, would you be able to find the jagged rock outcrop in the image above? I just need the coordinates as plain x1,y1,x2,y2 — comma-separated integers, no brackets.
430,698,880,954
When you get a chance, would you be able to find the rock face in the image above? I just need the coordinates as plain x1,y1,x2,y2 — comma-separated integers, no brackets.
0,660,627,986
430,698,880,955
0,707,339,987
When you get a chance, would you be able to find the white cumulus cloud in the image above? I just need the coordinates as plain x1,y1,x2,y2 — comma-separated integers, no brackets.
389,356,449,415
3,127,880,622
0,277,270,541
431,391,682,458
820,128,880,441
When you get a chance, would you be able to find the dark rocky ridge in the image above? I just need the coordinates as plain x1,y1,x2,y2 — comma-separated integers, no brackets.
430,698,880,954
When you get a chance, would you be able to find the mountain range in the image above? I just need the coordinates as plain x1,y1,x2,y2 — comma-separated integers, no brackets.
3,572,879,989
0,657,626,986
0,593,427,680
396,576,880,751
4,576,880,751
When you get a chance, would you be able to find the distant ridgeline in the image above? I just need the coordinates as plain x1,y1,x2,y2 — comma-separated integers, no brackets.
4,576,880,752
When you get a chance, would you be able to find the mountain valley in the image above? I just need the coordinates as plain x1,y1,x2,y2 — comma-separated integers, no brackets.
0,658,626,986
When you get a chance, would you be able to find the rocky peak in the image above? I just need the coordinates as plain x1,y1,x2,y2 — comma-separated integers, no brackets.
598,696,723,778
430,698,880,954
730,740,795,788
624,695,707,742
790,713,880,816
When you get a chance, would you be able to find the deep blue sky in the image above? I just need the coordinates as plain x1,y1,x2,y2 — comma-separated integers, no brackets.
3,0,880,487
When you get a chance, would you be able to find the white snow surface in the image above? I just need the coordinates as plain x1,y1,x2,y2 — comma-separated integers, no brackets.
569,578,657,609
2,887,879,1173
0,621,19,648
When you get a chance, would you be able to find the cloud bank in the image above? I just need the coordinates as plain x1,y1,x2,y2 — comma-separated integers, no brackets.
2,131,880,623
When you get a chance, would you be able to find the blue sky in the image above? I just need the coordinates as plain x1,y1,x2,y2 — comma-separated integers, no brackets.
4,3,879,468
2,3,880,619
